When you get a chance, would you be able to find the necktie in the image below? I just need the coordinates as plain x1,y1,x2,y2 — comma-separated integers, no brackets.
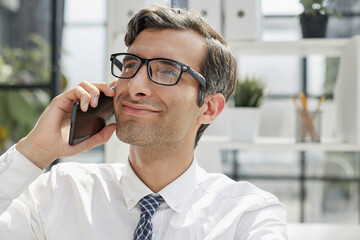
133,194,164,240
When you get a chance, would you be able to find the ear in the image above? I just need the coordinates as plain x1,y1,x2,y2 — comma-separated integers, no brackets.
198,93,225,124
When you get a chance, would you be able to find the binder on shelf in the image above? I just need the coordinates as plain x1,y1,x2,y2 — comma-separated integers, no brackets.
188,0,221,33
108,0,172,53
223,0,262,41
113,0,145,33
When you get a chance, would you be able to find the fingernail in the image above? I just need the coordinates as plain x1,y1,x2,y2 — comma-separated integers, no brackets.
92,96,98,105
83,102,89,111
108,82,117,90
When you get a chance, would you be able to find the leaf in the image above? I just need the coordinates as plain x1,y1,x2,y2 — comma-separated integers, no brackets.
0,92,7,124
33,89,50,109
234,76,265,107
6,91,38,128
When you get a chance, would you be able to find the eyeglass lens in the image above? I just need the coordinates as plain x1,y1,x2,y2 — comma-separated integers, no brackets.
112,54,182,85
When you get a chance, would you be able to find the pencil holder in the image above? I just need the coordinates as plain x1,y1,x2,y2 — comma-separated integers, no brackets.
296,110,321,143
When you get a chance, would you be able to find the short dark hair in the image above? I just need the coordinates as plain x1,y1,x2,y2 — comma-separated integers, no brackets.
125,5,237,146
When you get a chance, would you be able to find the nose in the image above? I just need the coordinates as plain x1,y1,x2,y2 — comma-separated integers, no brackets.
127,64,152,99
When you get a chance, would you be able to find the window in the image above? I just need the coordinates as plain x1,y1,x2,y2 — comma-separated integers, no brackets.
0,0,63,152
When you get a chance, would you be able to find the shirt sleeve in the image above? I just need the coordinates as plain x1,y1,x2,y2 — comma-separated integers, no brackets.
236,201,288,240
0,145,45,239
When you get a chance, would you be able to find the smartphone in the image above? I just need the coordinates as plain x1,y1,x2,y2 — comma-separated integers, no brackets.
69,92,114,145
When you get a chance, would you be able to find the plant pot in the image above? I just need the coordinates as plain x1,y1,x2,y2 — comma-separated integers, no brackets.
229,107,260,142
300,15,328,38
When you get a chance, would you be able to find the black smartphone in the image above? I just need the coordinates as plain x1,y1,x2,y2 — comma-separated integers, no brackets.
69,92,114,145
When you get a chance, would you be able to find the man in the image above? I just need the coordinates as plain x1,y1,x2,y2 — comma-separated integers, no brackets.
0,5,287,240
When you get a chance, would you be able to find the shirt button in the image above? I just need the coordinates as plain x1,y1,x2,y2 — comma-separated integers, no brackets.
129,199,135,205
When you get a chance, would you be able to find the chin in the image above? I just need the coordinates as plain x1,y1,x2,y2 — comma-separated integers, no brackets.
116,127,146,146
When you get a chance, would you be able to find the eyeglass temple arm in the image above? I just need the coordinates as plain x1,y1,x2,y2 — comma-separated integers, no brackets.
111,57,123,71
186,67,206,88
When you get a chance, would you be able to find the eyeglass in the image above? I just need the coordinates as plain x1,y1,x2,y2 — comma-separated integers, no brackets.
110,53,206,88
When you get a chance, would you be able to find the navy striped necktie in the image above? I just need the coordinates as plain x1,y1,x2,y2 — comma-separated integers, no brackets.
133,194,164,240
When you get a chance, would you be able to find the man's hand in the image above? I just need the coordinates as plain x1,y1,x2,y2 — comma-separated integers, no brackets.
16,81,117,169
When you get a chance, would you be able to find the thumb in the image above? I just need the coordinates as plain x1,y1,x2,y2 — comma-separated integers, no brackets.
72,123,117,153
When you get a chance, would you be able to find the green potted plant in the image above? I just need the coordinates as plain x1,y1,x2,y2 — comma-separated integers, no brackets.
230,75,265,142
234,76,264,108
299,0,340,38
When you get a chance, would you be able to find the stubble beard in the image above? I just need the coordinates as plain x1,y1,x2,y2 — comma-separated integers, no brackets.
115,119,168,148
115,105,189,148
114,93,200,150
115,111,194,150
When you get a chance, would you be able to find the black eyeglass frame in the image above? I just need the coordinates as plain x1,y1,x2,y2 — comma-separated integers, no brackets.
110,53,207,88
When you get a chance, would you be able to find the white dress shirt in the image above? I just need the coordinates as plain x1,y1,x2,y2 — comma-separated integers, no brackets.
0,145,288,239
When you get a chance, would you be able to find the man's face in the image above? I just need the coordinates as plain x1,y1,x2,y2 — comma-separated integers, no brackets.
113,28,207,149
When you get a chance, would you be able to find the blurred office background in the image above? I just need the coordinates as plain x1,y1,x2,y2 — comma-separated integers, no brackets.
1,0,360,227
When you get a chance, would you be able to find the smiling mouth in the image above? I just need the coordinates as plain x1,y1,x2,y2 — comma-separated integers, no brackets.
122,103,160,116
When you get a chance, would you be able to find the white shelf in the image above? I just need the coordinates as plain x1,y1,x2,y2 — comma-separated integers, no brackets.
228,38,349,57
201,136,360,152
199,38,359,153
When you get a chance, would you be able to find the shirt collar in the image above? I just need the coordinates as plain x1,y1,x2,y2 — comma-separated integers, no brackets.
158,158,198,213
122,160,153,210
121,157,203,213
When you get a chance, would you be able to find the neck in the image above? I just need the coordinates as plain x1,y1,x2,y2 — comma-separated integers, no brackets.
128,143,194,193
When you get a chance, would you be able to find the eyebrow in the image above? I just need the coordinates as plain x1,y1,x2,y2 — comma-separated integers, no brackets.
158,60,180,68
123,55,139,62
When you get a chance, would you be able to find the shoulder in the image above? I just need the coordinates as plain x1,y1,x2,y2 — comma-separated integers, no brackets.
47,162,126,182
198,172,281,208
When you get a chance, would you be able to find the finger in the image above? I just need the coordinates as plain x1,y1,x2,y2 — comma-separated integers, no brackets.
92,82,116,97
78,81,101,108
57,86,91,112
54,82,114,112
91,123,117,146
74,86,92,112
81,82,116,107
108,80,118,89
